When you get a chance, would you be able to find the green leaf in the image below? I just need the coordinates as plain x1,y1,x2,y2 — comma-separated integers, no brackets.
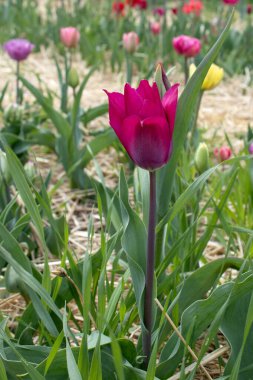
20,77,71,139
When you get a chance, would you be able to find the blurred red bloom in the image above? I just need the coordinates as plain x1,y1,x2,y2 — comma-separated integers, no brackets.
112,1,125,15
247,4,252,13
223,0,239,4
153,7,166,16
171,7,179,15
126,0,148,9
182,0,203,16
173,35,201,57
150,22,161,35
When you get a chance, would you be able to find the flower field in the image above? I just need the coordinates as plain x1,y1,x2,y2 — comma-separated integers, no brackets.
0,1,253,379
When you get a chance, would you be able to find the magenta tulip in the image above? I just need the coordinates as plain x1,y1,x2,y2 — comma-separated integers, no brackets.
105,80,179,170
173,35,201,57
153,7,166,16
249,143,253,154
3,39,34,61
60,27,80,48
223,0,239,4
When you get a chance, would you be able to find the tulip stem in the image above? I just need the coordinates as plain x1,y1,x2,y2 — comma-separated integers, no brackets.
184,57,189,84
16,61,20,104
126,53,132,85
143,170,156,368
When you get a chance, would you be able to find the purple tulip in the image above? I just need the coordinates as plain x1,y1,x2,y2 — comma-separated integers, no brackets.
3,38,34,62
105,80,179,170
249,143,253,155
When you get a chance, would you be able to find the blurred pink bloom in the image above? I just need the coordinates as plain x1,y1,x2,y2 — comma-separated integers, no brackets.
60,27,80,48
153,7,166,16
249,143,253,154
214,146,232,162
223,0,240,4
105,80,179,170
150,22,161,35
122,32,139,53
3,38,34,61
172,35,201,57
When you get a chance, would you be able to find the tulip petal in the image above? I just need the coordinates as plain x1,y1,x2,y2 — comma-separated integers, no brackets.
104,90,125,136
123,116,171,170
137,80,155,100
124,83,143,116
162,83,179,135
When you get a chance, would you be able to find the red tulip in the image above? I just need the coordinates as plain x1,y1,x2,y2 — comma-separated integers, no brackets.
105,80,179,170
150,22,161,35
112,1,125,15
122,32,139,53
182,0,203,16
171,7,179,15
60,27,80,48
153,7,166,16
223,0,239,4
173,35,201,57
247,4,252,13
214,146,232,162
126,0,147,9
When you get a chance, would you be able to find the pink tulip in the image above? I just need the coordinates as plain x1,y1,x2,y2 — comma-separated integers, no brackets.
60,27,80,48
122,32,139,53
214,146,232,162
105,80,179,170
223,0,239,4
150,22,161,35
172,35,201,57
247,4,252,13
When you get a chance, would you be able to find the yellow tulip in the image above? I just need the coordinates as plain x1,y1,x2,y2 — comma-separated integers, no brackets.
189,63,224,91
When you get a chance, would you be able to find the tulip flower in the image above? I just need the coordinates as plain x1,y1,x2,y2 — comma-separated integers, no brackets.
223,0,239,4
182,0,203,16
105,80,179,170
3,38,34,104
214,146,232,162
112,1,125,16
173,35,201,83
126,0,147,9
173,35,201,57
150,22,161,35
122,32,139,54
105,75,179,367
153,7,166,16
3,38,34,62
171,7,179,15
122,32,139,83
249,143,253,154
60,27,80,48
189,63,224,90
247,4,252,14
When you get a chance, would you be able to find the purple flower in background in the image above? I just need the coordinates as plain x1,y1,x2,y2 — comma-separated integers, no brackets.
249,143,253,155
3,38,34,61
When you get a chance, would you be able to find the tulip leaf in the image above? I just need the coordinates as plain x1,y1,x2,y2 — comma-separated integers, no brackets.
156,10,234,220
156,272,253,379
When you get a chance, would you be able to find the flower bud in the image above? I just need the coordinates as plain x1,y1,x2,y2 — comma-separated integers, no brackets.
24,162,37,180
194,143,209,173
67,67,79,89
3,103,23,126
0,150,10,182
154,63,171,98
150,22,161,35
190,63,224,91
122,32,139,54
214,146,231,162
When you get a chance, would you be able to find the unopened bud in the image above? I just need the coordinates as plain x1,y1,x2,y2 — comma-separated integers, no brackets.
0,150,10,182
195,143,209,173
67,67,79,89
155,63,171,98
